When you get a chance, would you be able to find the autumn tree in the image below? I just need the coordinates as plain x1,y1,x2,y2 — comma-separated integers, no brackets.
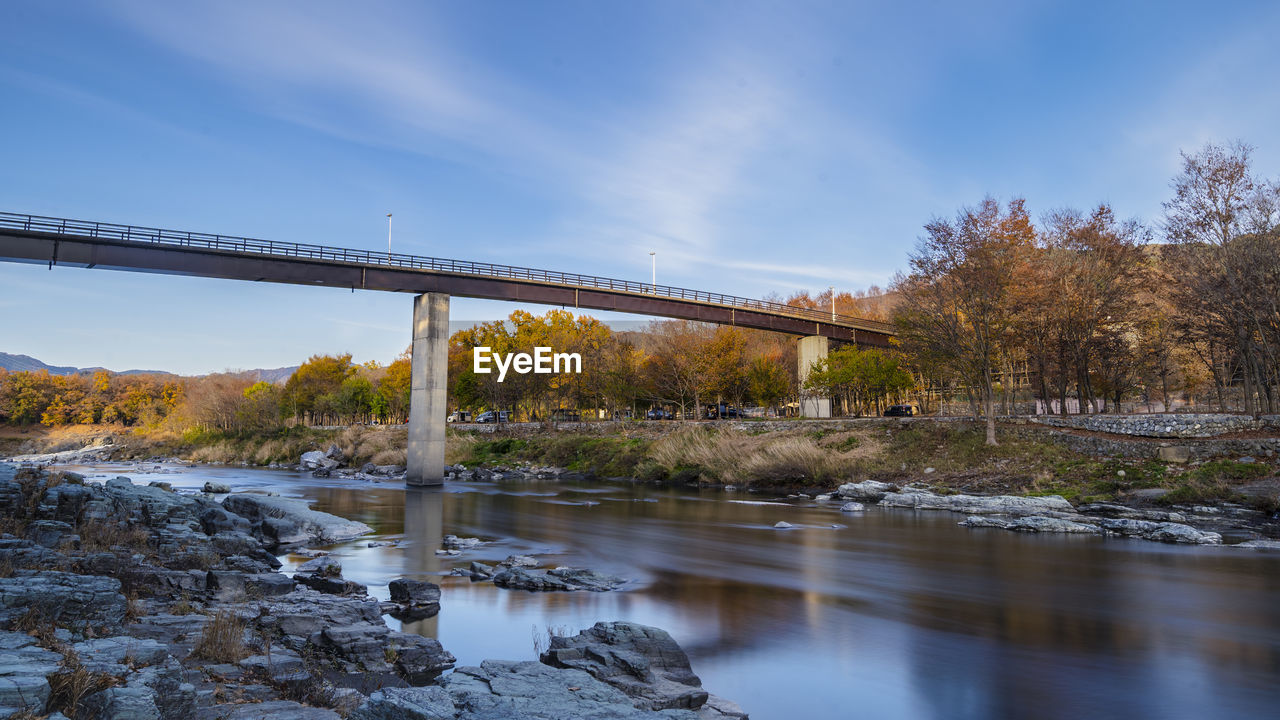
893,197,1035,444
1164,141,1280,415
747,355,789,415
281,354,356,423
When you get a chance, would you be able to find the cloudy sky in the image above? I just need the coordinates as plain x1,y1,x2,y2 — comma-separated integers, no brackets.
2,0,1278,374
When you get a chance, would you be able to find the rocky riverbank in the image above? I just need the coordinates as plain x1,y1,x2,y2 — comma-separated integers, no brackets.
0,463,746,719
834,480,1280,545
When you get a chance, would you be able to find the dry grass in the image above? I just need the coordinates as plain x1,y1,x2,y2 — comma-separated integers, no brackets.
649,427,854,486
13,424,117,455
47,648,120,720
336,425,408,466
370,448,407,466
445,431,480,465
14,605,57,640
169,595,201,616
191,609,249,663
77,520,152,553
188,441,239,464
124,589,143,623
0,515,28,537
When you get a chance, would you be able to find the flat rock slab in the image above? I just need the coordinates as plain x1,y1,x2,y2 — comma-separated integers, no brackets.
960,515,1101,534
212,700,343,719
493,567,625,592
1234,539,1280,550
879,490,1075,516
836,480,897,502
0,571,127,633
223,493,372,546
958,514,1223,544
440,660,701,720
0,630,63,714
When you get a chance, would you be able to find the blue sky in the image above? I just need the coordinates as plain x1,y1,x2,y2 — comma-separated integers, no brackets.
2,0,1278,375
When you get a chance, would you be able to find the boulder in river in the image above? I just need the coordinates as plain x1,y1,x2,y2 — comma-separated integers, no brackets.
492,566,625,592
836,480,897,502
388,578,442,619
300,450,341,472
294,556,367,596
222,493,372,547
1234,539,1280,550
959,515,1101,534
1097,518,1222,545
442,534,484,550
203,480,232,494
540,621,709,711
879,489,1074,516
441,660,695,719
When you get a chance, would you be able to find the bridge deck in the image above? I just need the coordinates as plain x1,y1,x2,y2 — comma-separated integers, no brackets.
0,212,894,344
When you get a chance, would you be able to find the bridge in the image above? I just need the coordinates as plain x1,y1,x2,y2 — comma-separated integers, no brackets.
0,211,896,484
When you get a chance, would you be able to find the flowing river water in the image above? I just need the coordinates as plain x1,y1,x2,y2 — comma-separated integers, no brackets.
55,461,1280,719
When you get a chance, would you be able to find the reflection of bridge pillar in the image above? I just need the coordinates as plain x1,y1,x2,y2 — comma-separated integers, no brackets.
407,292,449,486
402,487,443,638
798,335,831,418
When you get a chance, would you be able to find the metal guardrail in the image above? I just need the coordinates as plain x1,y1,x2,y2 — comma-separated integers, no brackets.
0,211,895,333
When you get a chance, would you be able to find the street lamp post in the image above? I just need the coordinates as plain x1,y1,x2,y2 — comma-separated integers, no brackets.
649,251,656,292
386,213,393,255
830,285,836,322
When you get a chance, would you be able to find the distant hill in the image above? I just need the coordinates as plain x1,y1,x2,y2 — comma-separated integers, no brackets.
0,352,170,376
226,366,299,384
0,352,299,382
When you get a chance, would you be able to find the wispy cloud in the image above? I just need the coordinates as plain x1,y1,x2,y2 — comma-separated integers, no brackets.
102,1,924,295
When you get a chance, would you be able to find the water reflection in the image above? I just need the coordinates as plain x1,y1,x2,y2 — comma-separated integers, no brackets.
400,487,443,637
58,462,1280,720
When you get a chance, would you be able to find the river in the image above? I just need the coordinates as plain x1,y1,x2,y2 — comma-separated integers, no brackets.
57,461,1280,719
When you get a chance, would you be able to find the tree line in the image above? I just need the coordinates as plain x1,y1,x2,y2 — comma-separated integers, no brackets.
892,140,1280,444
3,141,1273,437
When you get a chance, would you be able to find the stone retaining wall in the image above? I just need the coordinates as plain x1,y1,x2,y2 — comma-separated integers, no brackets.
1031,413,1280,438
446,416,971,436
1006,426,1280,461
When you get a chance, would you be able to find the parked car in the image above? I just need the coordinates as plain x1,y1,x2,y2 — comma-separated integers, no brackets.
550,408,582,422
705,404,744,419
475,410,512,423
446,410,472,423
645,408,673,420
884,404,920,417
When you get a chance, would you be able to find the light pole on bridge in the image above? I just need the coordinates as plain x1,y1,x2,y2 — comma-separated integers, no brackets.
649,251,656,292
830,285,836,322
386,213,393,255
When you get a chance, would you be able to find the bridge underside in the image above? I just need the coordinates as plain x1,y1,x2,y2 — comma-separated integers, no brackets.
0,230,891,346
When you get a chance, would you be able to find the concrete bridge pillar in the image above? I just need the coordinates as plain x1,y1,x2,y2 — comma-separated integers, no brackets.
407,292,449,486
798,335,831,418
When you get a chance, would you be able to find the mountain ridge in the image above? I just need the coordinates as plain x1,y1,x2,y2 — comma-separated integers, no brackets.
0,352,297,382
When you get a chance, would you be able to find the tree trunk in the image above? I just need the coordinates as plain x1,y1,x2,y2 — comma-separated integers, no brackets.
984,367,998,446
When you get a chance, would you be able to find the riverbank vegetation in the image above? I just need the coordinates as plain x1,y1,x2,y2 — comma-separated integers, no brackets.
4,418,1275,512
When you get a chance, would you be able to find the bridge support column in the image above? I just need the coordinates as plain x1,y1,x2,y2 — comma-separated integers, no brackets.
798,335,831,418
407,292,449,486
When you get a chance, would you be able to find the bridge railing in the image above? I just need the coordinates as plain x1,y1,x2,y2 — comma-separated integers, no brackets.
0,211,895,333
